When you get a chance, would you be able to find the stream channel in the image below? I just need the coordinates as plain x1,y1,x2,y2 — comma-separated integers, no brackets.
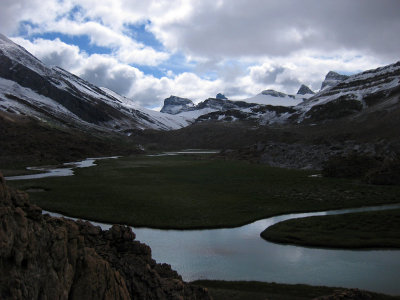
6,155,400,295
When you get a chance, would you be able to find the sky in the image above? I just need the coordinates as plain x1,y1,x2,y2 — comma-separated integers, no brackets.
1,0,400,110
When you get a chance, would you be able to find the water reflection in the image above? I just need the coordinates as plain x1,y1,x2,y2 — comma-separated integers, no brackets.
45,204,400,295
5,156,119,181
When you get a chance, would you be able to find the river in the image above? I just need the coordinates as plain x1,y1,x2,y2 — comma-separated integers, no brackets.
7,155,400,295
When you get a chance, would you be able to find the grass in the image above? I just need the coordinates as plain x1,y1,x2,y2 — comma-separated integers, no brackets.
192,280,400,300
6,154,400,229
261,209,400,248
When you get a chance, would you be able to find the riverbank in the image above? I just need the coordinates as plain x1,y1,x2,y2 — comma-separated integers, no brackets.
7,154,400,229
3,156,400,295
261,208,400,249
193,280,400,300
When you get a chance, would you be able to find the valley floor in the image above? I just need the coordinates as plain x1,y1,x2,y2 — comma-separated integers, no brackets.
192,280,400,300
4,154,400,298
6,154,400,231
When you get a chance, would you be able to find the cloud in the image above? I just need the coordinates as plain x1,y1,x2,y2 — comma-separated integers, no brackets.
3,0,400,109
0,0,72,34
148,0,400,62
12,37,84,70
10,37,223,108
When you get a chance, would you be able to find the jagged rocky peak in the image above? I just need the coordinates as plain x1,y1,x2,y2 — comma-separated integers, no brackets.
216,93,228,100
297,84,315,95
160,95,194,114
261,89,287,98
321,71,349,90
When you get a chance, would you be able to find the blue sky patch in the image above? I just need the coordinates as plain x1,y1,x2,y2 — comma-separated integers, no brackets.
124,22,164,52
30,32,111,55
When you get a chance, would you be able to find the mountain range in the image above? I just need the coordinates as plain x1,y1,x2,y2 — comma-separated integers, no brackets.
1,32,400,165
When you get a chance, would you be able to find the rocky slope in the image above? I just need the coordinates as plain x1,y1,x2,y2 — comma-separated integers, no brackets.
0,33,188,132
160,96,195,115
3,33,399,133
159,62,400,126
0,174,211,300
320,71,350,90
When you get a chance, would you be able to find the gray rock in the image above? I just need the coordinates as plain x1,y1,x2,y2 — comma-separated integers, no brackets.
320,71,349,90
0,174,211,300
297,84,315,95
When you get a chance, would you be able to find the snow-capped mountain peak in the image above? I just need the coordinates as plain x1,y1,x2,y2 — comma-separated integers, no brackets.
0,33,188,131
320,71,349,90
160,96,194,115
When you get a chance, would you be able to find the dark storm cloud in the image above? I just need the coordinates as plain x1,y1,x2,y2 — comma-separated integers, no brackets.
162,0,400,61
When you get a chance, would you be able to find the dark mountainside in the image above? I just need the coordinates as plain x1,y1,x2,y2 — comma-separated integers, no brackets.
0,173,211,300
1,32,400,171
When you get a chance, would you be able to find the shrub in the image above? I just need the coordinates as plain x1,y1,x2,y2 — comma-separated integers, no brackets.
322,154,381,178
364,159,400,185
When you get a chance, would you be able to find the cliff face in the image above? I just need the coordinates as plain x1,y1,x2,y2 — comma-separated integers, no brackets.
0,174,211,300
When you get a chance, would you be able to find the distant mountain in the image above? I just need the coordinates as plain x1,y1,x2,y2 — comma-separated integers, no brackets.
0,33,188,132
1,33,400,133
298,62,400,123
297,84,315,95
216,93,228,100
160,62,400,126
320,71,349,90
160,95,194,115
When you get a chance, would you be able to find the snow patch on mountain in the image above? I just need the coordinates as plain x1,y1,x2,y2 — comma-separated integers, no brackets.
160,96,194,115
243,92,303,106
320,71,349,90
0,77,85,124
0,34,50,77
0,33,190,131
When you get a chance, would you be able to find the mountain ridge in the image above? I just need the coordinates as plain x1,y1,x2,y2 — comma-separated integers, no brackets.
1,33,400,135
0,34,189,132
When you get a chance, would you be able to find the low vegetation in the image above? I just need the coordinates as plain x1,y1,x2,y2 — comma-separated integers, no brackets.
7,155,400,229
322,154,400,185
261,209,400,248
192,280,400,300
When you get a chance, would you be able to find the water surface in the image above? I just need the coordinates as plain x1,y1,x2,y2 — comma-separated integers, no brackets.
48,204,400,295
9,155,400,294
5,156,119,180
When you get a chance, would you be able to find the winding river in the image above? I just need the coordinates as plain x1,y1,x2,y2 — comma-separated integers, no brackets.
7,156,400,295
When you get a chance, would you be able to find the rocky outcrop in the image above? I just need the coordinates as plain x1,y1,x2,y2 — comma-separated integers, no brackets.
160,96,195,115
297,84,315,95
261,89,292,98
215,93,228,100
320,71,349,90
0,173,211,300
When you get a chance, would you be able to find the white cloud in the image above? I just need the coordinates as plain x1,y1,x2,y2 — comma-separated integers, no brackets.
10,37,222,108
2,0,400,109
11,37,85,70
